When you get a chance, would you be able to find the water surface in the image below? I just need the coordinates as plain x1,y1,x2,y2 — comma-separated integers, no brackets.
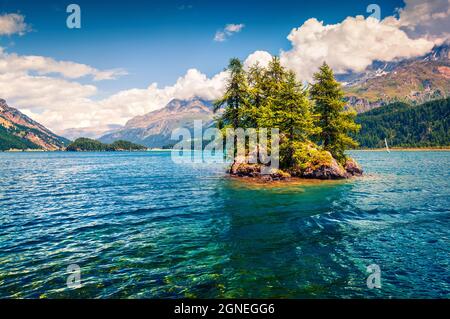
0,151,449,298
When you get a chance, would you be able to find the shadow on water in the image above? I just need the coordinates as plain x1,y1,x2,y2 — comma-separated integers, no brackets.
209,178,367,298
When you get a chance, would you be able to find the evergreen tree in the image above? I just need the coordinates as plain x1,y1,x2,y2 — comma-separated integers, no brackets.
356,98,450,148
258,58,317,168
215,58,363,172
310,62,360,163
214,58,250,129
214,58,251,159
246,63,266,128
278,71,318,167
257,57,286,129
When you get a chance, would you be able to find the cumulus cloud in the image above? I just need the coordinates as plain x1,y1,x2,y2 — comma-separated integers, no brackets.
280,16,435,81
384,0,450,42
95,69,228,127
214,23,245,42
2,1,448,133
0,67,100,128
0,13,29,36
244,50,273,69
0,49,126,80
0,48,228,131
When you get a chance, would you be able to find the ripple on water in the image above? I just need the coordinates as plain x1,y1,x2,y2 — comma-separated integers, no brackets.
0,151,449,298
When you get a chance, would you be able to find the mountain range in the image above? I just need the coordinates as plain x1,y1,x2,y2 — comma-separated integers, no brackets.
0,99,69,151
99,98,216,148
1,43,449,151
341,42,450,112
96,43,449,148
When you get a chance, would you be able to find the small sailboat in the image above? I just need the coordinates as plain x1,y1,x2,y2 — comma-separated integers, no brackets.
384,138,390,153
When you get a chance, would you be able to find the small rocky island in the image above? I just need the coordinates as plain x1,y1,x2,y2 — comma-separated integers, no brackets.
230,150,363,182
215,58,363,182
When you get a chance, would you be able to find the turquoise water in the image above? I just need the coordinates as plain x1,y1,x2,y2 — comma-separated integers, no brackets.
0,151,449,298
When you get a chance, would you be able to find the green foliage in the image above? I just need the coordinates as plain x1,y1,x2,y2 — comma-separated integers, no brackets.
66,138,147,151
291,142,333,173
259,62,319,168
356,98,450,148
110,140,147,150
215,57,324,169
0,124,40,151
214,58,250,130
310,63,360,163
66,138,109,151
0,106,69,151
215,58,361,170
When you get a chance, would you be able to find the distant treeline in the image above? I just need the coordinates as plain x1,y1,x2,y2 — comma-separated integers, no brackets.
66,138,147,151
355,98,450,148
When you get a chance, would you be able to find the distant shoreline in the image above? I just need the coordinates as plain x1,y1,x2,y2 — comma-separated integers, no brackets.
354,147,450,151
2,147,450,153
1,148,169,152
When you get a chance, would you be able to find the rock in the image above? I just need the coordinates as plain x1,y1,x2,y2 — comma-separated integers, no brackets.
266,168,291,181
344,158,363,176
229,162,261,177
229,161,291,181
229,153,361,181
229,161,240,175
301,157,348,179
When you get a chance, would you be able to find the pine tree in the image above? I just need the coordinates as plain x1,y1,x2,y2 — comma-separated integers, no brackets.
258,58,317,168
246,63,265,128
257,57,286,129
310,62,360,163
214,58,251,159
214,58,250,129
278,71,318,167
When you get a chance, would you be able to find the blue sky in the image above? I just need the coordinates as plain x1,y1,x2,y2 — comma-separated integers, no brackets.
1,0,403,93
1,0,446,132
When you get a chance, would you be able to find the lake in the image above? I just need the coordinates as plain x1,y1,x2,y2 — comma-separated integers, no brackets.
0,151,449,298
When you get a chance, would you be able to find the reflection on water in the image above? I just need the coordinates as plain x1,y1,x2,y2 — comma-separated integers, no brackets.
0,151,449,298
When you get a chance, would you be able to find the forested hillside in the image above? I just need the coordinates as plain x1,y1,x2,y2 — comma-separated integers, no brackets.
0,99,69,151
356,98,450,148
66,138,147,151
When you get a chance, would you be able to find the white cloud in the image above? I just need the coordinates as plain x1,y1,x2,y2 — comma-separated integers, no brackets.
384,0,450,42
244,50,273,69
225,23,245,33
0,48,228,131
0,13,29,36
280,16,435,81
214,23,245,42
10,68,228,131
1,1,448,133
94,69,229,128
0,49,126,81
214,31,226,42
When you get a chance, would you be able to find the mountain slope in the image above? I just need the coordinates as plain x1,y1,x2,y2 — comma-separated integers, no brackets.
0,99,69,151
100,97,215,148
343,43,450,112
355,98,450,148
